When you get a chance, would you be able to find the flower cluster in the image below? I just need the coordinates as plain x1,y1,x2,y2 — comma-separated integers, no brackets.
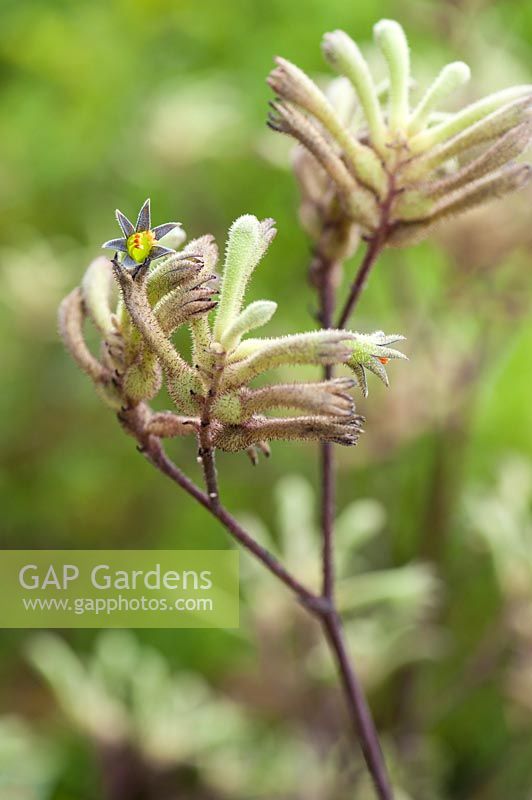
268,19,532,246
59,204,406,459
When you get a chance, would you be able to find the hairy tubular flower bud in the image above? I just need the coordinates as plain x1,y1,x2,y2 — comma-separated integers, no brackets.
147,253,205,305
389,164,532,247
146,411,198,438
421,122,532,199
404,96,532,180
408,61,471,135
268,101,378,228
213,215,263,341
219,300,278,351
268,57,386,194
213,414,364,452
239,377,357,419
81,256,115,337
322,30,386,152
58,288,111,385
409,85,532,153
154,278,218,335
373,19,410,133
122,350,162,403
221,330,356,390
111,260,201,407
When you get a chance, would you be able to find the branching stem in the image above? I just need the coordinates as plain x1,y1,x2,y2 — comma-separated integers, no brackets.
197,356,223,511
337,177,395,329
122,404,318,607
120,400,392,800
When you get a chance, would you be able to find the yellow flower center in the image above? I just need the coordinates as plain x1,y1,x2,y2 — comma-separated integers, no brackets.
126,230,156,263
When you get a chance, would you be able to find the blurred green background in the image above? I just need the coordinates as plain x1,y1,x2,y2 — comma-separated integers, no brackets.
1,0,532,798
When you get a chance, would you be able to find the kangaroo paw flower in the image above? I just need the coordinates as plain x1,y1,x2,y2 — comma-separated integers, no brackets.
102,198,181,269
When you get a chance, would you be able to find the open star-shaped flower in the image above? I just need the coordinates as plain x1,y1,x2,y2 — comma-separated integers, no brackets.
101,198,180,268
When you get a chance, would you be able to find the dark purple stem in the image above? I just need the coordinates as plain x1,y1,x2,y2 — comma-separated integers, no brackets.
142,434,318,608
313,182,396,799
337,180,395,330
314,251,393,799
198,388,221,512
322,612,393,800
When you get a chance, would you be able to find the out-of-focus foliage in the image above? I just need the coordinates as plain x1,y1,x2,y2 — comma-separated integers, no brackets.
467,458,532,721
1,0,532,798
240,475,442,690
0,715,59,800
26,631,369,800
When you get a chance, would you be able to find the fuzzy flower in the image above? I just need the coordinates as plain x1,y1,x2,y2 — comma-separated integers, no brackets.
102,198,180,268
347,332,407,397
268,19,532,246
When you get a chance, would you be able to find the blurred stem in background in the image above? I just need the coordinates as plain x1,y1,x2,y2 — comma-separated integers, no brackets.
313,223,392,798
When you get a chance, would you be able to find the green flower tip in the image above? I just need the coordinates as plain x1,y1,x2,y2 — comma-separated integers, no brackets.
229,214,261,243
213,215,275,344
444,61,471,84
373,19,407,47
322,29,363,74
348,331,407,397
101,198,181,269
